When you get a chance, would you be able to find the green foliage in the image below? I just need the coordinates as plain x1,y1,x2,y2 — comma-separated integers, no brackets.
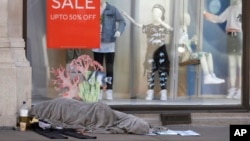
78,71,100,102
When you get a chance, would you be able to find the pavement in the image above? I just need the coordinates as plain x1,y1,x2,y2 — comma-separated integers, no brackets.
0,125,230,141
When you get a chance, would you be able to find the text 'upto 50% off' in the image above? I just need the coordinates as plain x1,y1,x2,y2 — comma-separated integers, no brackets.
50,14,97,21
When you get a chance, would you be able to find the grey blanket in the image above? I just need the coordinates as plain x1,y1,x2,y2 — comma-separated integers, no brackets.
29,98,150,134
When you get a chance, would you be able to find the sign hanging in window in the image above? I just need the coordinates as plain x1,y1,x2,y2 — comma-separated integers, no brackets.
46,0,100,49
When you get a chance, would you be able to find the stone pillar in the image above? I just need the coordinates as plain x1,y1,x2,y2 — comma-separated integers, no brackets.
0,0,31,128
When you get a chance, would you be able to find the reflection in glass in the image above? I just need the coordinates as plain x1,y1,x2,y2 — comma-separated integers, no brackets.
27,0,245,106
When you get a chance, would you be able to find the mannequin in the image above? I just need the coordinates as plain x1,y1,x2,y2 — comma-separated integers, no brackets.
92,0,126,100
122,4,173,101
179,13,225,84
204,0,242,99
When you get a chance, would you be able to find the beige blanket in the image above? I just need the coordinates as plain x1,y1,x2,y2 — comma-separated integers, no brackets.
29,98,150,134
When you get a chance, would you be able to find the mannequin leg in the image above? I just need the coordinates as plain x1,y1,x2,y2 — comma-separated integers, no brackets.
200,53,224,84
157,45,169,101
158,67,167,101
104,52,115,100
237,56,242,88
93,52,104,65
226,55,237,98
206,53,225,83
228,55,237,87
232,55,242,99
206,53,214,74
145,62,156,101
200,54,210,76
93,52,105,100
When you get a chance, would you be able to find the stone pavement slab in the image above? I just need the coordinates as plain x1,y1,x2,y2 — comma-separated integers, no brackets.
0,125,229,141
154,125,229,141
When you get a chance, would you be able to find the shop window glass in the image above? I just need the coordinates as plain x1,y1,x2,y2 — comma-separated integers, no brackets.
27,0,243,106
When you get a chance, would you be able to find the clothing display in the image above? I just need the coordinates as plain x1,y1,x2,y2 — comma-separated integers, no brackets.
180,13,225,84
92,1,126,100
206,4,242,32
204,0,242,99
227,32,242,55
92,2,126,53
92,42,115,53
99,2,126,43
146,44,169,90
93,52,114,90
205,3,242,55
121,4,173,100
142,24,171,90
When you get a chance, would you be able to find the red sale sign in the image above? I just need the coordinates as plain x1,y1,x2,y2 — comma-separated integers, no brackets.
46,0,100,49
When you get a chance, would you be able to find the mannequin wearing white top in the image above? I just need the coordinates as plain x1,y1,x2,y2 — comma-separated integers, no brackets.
179,13,225,84
204,0,242,99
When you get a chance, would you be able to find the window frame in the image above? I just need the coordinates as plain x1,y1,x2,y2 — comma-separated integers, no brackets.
23,0,250,113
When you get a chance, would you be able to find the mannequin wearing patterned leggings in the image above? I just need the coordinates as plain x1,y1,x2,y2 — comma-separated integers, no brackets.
122,4,173,100
147,44,169,91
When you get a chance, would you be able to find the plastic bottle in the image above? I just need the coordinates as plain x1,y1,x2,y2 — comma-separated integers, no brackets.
19,101,28,131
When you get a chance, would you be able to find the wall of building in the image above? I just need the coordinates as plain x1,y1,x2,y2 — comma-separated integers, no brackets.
0,0,31,127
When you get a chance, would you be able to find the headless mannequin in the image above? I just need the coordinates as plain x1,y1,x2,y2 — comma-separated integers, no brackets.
122,5,173,101
100,0,121,37
93,0,126,100
204,0,242,99
179,13,225,84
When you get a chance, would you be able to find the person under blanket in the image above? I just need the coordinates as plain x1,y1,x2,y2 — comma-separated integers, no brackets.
29,97,150,135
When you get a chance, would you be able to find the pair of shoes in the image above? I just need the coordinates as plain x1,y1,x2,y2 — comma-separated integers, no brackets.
227,88,237,99
204,74,225,84
145,89,167,101
106,89,113,100
226,87,237,99
159,89,167,101
145,89,154,100
226,88,241,99
211,73,225,83
233,89,241,99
